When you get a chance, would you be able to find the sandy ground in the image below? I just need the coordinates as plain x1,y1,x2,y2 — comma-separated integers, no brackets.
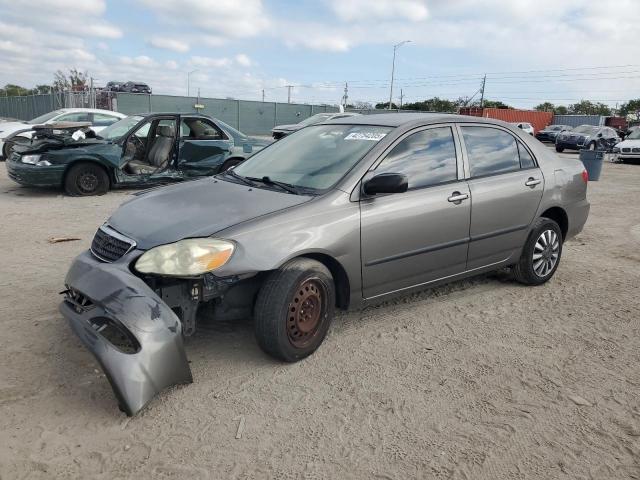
0,148,639,479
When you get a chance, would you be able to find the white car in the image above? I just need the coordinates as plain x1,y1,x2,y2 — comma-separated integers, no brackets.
511,122,535,135
613,128,640,162
0,108,126,158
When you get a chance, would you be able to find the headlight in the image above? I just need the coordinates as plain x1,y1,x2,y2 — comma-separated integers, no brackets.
135,238,235,276
20,154,51,166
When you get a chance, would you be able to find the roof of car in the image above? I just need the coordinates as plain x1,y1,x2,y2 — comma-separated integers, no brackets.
323,112,501,128
57,108,126,116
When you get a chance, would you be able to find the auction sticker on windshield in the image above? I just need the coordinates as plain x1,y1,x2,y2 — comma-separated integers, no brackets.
344,131,388,141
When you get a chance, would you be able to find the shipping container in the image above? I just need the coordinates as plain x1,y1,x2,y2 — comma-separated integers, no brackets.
458,107,553,134
551,114,603,128
604,116,627,130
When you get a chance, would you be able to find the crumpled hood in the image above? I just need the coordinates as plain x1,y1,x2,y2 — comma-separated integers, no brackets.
21,138,109,155
108,177,313,250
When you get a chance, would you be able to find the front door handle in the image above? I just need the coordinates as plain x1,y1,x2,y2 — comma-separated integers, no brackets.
525,177,541,187
447,191,469,203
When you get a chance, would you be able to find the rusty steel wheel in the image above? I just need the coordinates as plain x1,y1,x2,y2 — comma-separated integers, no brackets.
254,258,335,362
287,279,326,348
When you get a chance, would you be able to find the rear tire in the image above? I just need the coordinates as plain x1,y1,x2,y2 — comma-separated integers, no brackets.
555,145,564,152
513,218,563,286
64,162,110,196
254,258,335,362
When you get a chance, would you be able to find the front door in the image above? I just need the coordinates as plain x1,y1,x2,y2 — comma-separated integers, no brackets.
360,125,471,299
177,117,232,177
459,125,544,269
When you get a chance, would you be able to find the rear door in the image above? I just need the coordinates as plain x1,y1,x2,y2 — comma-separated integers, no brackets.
177,117,232,176
459,125,544,269
360,125,471,299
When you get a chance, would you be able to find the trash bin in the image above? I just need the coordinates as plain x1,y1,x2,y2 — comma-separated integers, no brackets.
579,149,604,181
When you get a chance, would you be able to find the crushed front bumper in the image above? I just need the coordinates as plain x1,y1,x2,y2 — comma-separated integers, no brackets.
59,250,193,416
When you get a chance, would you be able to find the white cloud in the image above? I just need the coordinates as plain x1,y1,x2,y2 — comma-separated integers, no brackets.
138,0,269,38
189,56,232,68
329,0,428,22
148,37,190,53
235,54,252,67
165,60,179,70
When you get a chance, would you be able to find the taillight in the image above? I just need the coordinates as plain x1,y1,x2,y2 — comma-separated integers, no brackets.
581,170,589,183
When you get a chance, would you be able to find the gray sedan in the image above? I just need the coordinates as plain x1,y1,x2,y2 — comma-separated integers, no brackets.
60,113,590,415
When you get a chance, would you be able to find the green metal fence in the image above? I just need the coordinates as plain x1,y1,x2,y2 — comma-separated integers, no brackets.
0,92,339,135
114,93,338,135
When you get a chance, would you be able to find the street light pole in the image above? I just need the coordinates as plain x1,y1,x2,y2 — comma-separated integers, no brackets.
388,40,410,110
187,70,198,97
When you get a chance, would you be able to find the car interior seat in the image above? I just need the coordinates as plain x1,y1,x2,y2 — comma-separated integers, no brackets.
126,124,175,175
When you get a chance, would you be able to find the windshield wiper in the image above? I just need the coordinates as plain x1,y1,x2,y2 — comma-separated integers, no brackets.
222,169,256,187
245,176,301,195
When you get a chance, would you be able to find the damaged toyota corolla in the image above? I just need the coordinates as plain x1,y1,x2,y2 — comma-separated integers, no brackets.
60,113,590,415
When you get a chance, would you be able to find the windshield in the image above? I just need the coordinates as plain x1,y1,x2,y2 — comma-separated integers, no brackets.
573,125,597,135
627,129,640,140
28,110,64,125
215,119,245,140
232,124,392,191
298,113,334,127
98,115,143,140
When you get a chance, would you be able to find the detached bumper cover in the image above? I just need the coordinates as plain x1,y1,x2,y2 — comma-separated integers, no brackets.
59,250,192,416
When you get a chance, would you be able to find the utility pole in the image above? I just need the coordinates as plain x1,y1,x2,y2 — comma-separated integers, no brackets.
187,70,198,97
262,89,265,102
399,89,404,109
286,85,293,103
388,40,410,110
342,82,348,108
479,74,486,109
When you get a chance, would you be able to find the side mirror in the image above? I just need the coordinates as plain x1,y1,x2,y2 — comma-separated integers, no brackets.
363,173,408,196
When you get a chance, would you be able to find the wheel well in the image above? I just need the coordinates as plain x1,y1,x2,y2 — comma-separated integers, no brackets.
540,207,568,239
300,253,350,310
63,160,111,187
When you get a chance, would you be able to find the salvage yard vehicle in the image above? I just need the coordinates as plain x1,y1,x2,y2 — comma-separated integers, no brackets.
612,127,640,162
555,124,620,152
59,113,590,415
0,108,126,159
271,111,360,139
511,122,534,135
6,113,269,195
535,124,572,142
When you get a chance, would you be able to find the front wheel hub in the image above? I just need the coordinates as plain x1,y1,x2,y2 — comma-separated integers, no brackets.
287,279,325,348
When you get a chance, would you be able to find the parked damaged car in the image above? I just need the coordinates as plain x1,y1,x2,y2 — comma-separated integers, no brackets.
271,112,360,139
59,113,590,415
0,108,126,159
555,125,620,152
612,127,640,162
535,124,572,143
6,113,269,195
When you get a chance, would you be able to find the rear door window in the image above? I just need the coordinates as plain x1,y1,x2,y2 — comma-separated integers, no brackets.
517,142,536,169
461,126,521,177
375,126,458,190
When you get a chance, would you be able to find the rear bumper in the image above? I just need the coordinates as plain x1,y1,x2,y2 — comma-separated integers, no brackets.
6,154,65,187
59,250,193,416
566,199,590,240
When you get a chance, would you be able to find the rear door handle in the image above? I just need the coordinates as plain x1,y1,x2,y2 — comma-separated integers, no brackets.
447,191,469,203
525,177,541,187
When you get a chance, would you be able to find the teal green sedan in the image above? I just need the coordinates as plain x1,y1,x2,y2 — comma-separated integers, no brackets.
6,113,270,196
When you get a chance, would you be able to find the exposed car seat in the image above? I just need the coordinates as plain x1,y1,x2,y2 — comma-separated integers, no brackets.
126,124,175,175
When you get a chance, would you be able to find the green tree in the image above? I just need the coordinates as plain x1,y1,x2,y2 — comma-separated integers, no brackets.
53,68,89,91
375,101,398,109
568,100,611,116
401,97,459,112
535,102,556,112
481,100,512,109
619,99,640,116
554,105,568,115
0,84,30,96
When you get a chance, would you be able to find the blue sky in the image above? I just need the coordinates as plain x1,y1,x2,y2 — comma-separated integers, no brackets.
0,0,639,108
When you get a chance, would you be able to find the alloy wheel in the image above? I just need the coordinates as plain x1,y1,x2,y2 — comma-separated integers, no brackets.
78,171,99,194
533,229,559,278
